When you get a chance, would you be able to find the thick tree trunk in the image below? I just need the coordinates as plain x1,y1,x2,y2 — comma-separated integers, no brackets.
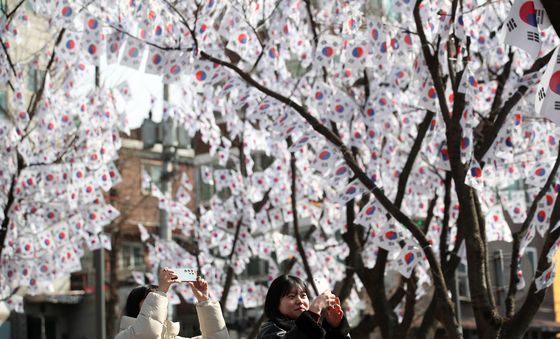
337,197,360,302
417,297,439,339
446,120,502,337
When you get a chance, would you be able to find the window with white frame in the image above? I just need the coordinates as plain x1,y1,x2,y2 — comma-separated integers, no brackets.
196,165,215,204
524,247,537,275
141,163,162,194
121,242,145,270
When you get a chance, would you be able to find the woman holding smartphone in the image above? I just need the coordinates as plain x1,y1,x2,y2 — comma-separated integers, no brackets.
116,268,229,339
258,275,350,339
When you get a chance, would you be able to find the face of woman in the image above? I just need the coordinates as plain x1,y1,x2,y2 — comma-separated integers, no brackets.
278,286,309,319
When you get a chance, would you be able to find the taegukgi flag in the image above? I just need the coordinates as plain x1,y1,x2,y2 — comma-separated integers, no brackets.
535,47,560,124
504,0,542,59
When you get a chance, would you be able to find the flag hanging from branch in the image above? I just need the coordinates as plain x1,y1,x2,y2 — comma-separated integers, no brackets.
82,14,102,65
465,158,484,190
394,238,424,278
54,0,78,29
120,37,145,70
57,31,80,63
315,35,342,68
106,32,124,64
533,0,552,30
144,46,166,75
535,46,560,124
374,224,403,252
163,51,189,84
535,263,556,292
503,0,542,59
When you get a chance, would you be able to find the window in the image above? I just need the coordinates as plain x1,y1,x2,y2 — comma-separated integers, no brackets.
253,152,274,171
245,257,269,278
196,166,215,204
525,247,537,275
457,262,471,301
365,0,400,21
0,91,6,115
177,127,192,149
141,163,162,194
26,68,45,92
121,242,145,270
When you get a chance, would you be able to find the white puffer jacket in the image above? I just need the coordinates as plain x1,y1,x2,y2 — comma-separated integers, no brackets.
115,291,230,339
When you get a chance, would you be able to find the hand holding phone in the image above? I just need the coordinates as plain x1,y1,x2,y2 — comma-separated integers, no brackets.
188,276,209,303
325,296,344,328
158,268,178,293
313,277,331,294
171,267,197,282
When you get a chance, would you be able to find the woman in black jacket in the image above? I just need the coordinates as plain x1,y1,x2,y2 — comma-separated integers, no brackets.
258,275,350,339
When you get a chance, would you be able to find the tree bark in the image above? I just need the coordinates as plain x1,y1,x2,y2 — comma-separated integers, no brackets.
501,196,560,338
290,150,318,295
541,0,560,38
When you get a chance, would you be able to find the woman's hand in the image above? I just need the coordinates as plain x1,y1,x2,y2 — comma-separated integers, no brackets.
188,276,210,303
308,291,336,315
158,268,178,293
325,297,344,328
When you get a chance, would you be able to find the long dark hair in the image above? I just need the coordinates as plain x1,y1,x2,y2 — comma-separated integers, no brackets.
124,285,157,318
264,275,310,320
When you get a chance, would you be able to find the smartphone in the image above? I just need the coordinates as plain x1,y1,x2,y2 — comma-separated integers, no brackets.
313,277,331,294
171,268,197,282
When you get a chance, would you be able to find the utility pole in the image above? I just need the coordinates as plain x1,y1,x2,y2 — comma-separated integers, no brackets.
94,66,106,339
160,83,174,241
160,83,176,319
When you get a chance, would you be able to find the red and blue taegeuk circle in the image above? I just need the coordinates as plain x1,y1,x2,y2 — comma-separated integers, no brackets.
519,1,537,27
319,150,331,160
405,252,415,264
196,70,207,81
549,71,560,95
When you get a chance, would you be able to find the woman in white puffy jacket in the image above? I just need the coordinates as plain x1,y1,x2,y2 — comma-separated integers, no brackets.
116,268,230,339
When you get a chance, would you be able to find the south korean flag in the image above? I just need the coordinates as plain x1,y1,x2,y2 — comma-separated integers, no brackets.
106,32,124,64
504,0,542,59
533,0,552,30
163,51,189,84
54,0,78,29
82,14,102,65
57,31,80,63
535,46,560,124
145,46,166,75
315,35,343,68
120,37,145,70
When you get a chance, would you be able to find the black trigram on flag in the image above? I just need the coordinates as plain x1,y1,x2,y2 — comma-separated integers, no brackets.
538,88,546,101
507,18,517,32
527,31,540,42
556,52,560,65
536,10,545,25
555,101,560,111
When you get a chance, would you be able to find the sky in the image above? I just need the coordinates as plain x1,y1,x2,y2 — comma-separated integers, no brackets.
101,61,164,129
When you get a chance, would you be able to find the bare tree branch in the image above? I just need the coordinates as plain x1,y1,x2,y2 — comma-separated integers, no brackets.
414,0,451,125
505,145,560,316
474,49,554,164
502,195,560,337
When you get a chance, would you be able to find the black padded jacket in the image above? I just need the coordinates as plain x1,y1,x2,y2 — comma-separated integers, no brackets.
257,311,350,339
